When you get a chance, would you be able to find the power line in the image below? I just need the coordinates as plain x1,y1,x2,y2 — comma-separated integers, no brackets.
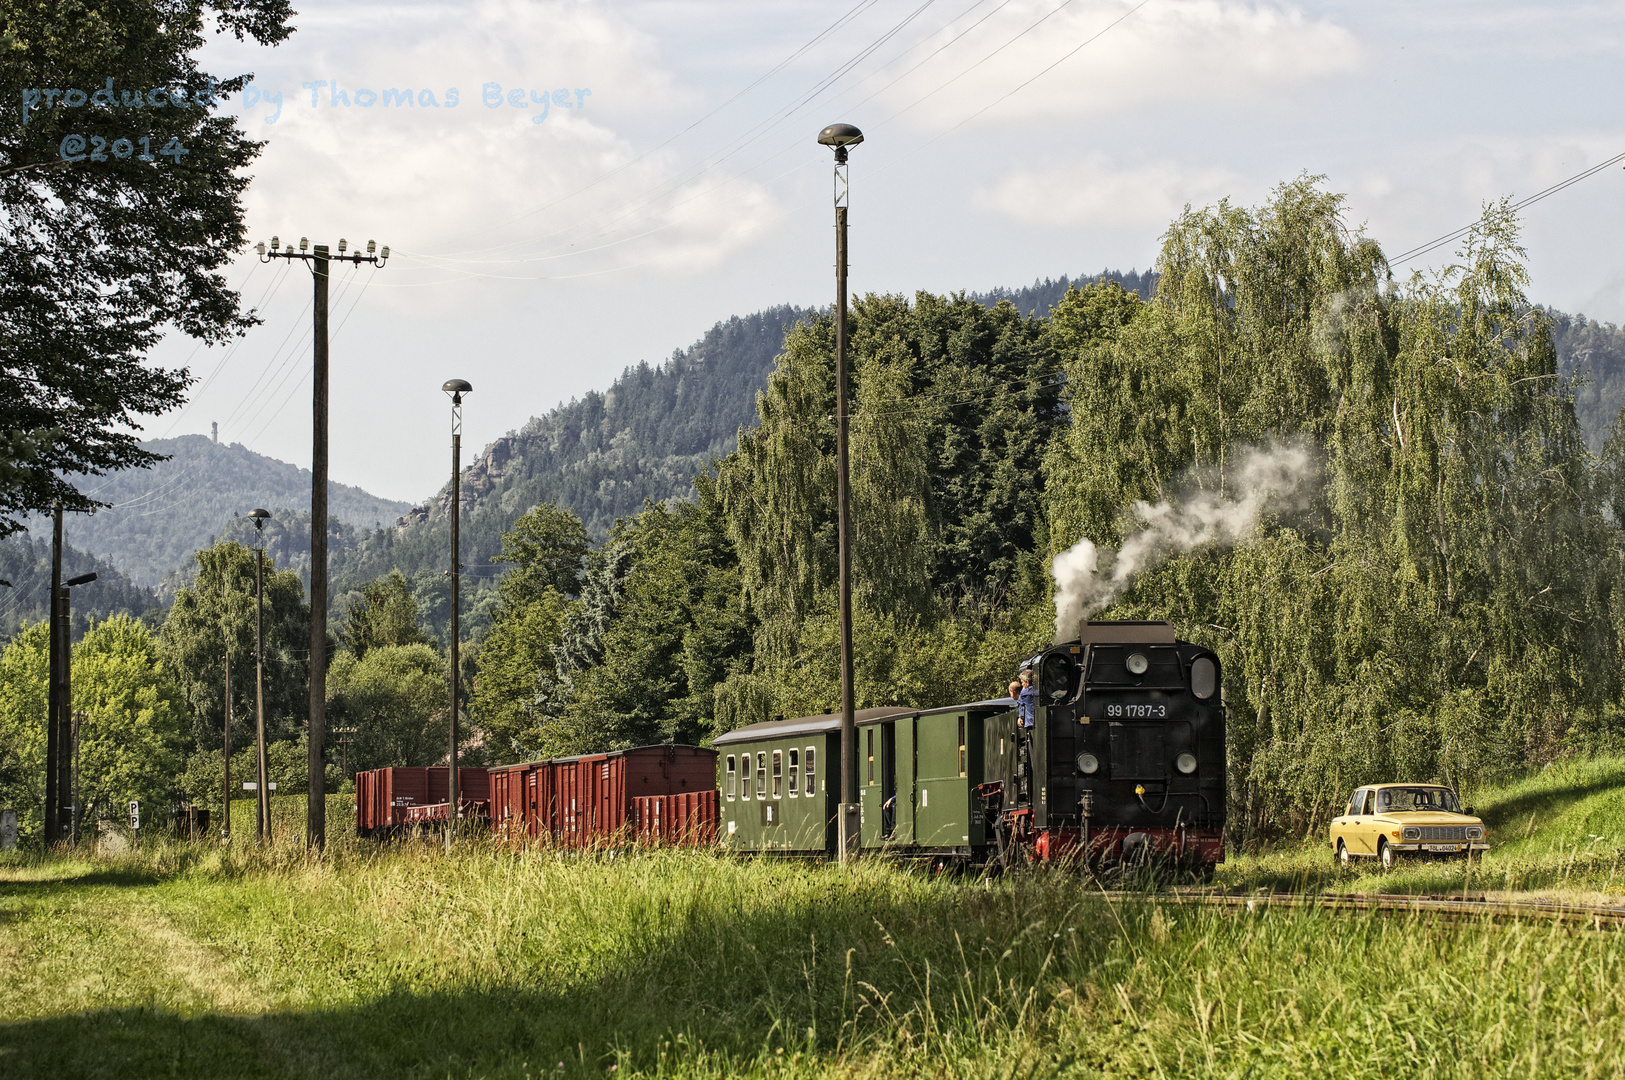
1389,152,1625,265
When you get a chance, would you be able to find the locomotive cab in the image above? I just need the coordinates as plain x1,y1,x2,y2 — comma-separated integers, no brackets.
987,620,1226,870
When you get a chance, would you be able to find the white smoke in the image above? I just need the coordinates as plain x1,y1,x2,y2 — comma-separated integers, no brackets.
1051,442,1319,643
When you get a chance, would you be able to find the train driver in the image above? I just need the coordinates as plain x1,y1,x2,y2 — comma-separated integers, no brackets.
1018,668,1037,729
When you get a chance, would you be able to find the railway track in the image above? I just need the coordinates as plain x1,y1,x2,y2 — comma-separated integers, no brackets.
1138,890,1625,930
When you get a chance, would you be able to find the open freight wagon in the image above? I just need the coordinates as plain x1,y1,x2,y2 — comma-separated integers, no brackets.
354,766,491,837
489,744,718,847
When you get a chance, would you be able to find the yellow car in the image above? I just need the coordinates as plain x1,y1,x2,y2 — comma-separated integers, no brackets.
1330,784,1489,870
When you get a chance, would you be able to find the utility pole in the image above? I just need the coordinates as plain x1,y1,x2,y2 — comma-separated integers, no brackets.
442,379,471,851
249,510,271,842
71,708,82,845
817,123,864,864
45,504,61,843
259,236,387,850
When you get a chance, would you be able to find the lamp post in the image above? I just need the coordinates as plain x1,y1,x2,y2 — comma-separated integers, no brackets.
221,573,231,844
53,571,96,844
258,236,388,850
247,509,271,842
442,379,471,851
817,122,863,864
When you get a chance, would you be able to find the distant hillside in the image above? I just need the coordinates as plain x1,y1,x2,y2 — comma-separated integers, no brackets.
334,304,816,589
971,268,1158,317
0,534,161,641
1549,310,1625,452
31,435,413,587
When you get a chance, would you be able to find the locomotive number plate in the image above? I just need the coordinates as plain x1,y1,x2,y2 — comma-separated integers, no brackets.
1106,704,1167,718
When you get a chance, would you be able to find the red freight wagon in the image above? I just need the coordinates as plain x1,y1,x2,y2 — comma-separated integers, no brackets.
489,744,717,847
354,766,490,836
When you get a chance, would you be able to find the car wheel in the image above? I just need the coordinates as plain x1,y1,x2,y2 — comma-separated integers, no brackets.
1336,839,1351,869
1379,838,1397,871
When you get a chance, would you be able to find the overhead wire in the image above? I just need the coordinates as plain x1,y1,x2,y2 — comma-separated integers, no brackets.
402,0,956,273
247,266,379,446
1388,152,1625,265
235,264,365,442
425,0,887,259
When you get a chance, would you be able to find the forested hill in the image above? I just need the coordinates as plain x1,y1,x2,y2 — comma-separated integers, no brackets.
333,304,815,587
971,269,1157,317
0,534,160,640
1549,310,1625,452
29,435,413,588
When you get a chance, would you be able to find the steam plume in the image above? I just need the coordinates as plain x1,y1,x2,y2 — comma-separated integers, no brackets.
1051,442,1319,643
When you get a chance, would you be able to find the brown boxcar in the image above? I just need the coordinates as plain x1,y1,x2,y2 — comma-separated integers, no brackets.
490,744,716,847
354,766,490,836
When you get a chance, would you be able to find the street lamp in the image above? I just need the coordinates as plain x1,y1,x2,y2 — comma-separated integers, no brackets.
52,571,96,844
817,121,863,864
248,509,271,842
442,379,471,851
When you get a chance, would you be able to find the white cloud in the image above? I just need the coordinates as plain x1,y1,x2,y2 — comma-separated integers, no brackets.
211,0,786,311
980,155,1249,226
872,0,1362,130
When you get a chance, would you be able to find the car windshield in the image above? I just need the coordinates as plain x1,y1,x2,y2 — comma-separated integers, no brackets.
1375,787,1461,814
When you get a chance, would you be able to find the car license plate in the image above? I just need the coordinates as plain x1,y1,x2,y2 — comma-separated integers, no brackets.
1424,843,1463,852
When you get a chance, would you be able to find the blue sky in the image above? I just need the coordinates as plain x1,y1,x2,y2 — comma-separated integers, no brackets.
149,0,1625,502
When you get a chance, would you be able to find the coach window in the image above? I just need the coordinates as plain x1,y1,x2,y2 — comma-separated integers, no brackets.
740,754,752,801
756,753,767,799
788,748,800,796
957,717,967,777
725,755,737,801
772,750,783,798
867,728,875,784
805,747,817,796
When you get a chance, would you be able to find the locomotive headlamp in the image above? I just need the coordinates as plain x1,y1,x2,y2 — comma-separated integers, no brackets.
1126,652,1150,675
1076,752,1100,775
1175,752,1198,775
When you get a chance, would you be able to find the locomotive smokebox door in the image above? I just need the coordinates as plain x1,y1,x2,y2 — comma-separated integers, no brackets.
1109,724,1169,781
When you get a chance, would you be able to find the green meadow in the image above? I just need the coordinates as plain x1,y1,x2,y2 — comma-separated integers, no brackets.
5,759,1625,1079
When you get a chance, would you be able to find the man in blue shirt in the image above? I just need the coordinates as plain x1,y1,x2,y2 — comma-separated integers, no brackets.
1017,668,1037,729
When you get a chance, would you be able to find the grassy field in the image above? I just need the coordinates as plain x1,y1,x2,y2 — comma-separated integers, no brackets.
3,760,1625,1079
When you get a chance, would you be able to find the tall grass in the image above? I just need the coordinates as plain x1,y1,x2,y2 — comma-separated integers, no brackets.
6,836,1625,1078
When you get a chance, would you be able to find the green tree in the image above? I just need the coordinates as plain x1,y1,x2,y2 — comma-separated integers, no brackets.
0,0,294,533
158,541,309,752
0,616,185,846
471,503,589,761
339,570,429,660
326,643,449,772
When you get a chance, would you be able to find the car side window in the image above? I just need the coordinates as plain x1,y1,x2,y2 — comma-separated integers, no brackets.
1352,789,1368,815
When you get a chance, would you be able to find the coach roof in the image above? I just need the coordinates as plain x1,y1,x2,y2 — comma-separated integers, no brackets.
712,707,917,746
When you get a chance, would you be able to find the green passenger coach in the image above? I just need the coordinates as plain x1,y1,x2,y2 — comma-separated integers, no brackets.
713,699,1017,862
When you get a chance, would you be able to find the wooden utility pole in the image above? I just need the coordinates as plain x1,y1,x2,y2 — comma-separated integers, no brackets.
257,236,387,850
44,504,61,843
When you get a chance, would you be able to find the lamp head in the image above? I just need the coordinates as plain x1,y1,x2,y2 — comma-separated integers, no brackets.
817,123,864,162
0,579,11,588
248,508,270,531
64,572,97,588
443,378,472,406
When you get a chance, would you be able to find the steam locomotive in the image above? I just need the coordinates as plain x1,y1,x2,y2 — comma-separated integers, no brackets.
713,620,1227,872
